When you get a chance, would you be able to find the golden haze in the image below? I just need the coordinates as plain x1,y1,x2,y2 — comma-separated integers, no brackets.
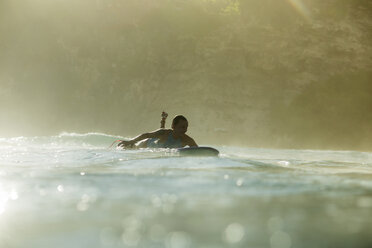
0,0,371,151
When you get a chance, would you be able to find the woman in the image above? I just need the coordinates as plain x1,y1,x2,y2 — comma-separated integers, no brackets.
118,114,198,149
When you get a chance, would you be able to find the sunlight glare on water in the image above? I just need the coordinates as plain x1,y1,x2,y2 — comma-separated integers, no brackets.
0,133,372,248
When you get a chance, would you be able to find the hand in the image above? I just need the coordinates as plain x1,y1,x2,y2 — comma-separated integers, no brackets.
117,140,134,148
161,111,168,119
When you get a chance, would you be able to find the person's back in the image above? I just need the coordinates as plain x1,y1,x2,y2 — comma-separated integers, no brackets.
146,130,183,148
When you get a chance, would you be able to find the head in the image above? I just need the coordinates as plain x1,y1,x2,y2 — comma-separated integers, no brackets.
171,115,188,134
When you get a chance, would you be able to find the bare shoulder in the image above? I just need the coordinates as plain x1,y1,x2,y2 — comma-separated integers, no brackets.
183,134,193,141
162,129,173,135
183,134,198,147
147,128,170,138
152,128,171,135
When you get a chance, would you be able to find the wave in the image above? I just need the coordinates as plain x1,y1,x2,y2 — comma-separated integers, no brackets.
0,132,125,148
1,133,372,173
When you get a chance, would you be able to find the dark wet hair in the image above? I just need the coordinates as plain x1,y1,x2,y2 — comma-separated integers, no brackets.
172,115,188,127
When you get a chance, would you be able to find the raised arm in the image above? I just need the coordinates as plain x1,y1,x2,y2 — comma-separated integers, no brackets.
160,111,168,128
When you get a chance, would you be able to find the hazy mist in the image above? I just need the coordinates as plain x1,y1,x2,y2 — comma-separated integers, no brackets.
1,0,371,150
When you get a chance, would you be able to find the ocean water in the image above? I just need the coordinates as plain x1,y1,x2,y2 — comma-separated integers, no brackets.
0,133,371,248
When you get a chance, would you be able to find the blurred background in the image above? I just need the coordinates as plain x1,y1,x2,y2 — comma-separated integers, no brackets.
1,0,371,150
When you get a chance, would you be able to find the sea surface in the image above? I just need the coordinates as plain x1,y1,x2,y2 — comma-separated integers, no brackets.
0,133,372,248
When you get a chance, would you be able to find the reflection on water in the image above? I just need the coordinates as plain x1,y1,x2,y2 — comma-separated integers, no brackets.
0,133,372,247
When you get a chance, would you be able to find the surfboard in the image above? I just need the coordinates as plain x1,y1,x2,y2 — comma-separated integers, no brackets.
177,146,219,157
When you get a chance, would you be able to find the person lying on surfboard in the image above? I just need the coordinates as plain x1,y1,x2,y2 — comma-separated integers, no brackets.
117,114,198,149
